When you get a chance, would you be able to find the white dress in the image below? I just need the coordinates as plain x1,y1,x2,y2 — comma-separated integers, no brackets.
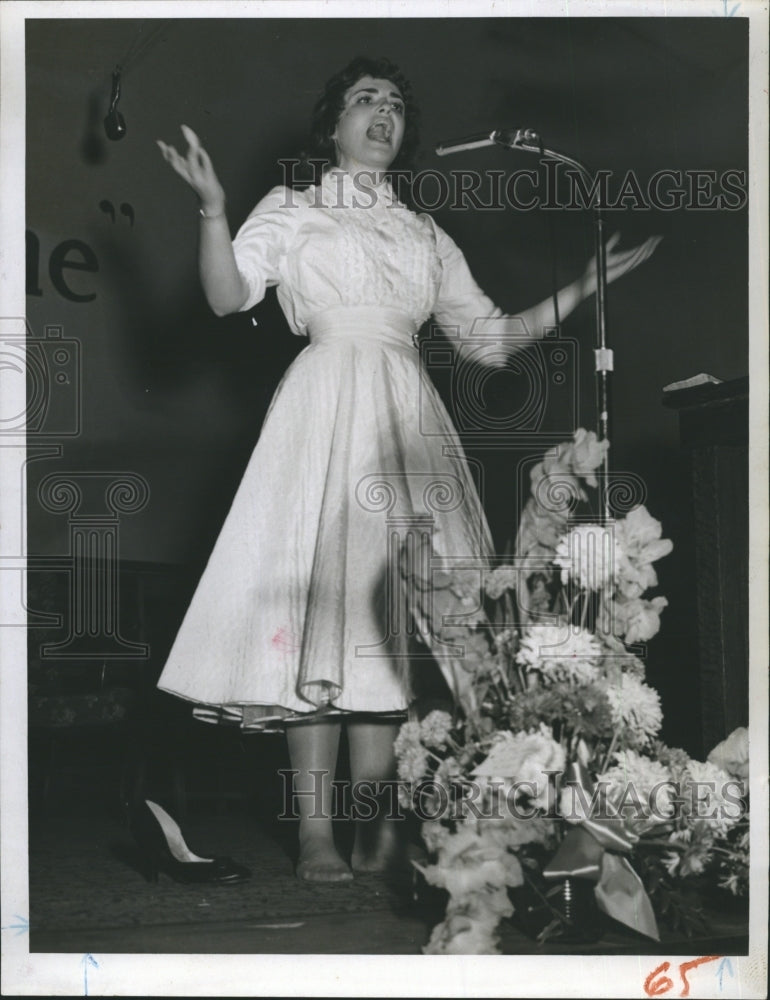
157,169,503,729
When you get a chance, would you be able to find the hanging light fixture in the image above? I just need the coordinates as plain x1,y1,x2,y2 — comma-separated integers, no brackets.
104,68,126,140
102,21,170,142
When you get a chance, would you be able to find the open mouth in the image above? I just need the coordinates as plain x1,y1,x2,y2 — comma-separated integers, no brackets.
366,121,392,143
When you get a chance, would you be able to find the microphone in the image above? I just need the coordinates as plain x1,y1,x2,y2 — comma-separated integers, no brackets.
435,127,540,156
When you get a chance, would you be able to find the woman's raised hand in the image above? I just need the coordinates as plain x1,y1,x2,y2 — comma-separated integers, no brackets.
157,125,226,216
583,232,663,290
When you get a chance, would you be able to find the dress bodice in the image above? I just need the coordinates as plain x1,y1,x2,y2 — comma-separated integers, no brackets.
232,169,503,340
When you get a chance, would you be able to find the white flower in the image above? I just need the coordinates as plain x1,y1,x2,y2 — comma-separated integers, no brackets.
611,595,668,644
603,651,647,680
484,565,518,599
598,749,676,824
615,506,673,593
493,627,517,653
397,782,414,810
472,725,565,809
448,570,486,613
426,819,484,864
423,909,503,955
680,848,709,877
397,743,429,784
423,852,510,900
518,431,609,564
707,726,749,781
719,872,744,896
421,819,451,854
569,428,610,485
418,821,525,936
662,851,681,876
516,497,572,555
604,673,663,744
394,721,421,757
537,429,608,493
532,459,583,512
516,624,601,684
435,755,463,794
419,710,454,749
616,561,659,600
554,523,624,591
718,873,739,895
615,506,673,600
683,760,743,835
394,721,429,783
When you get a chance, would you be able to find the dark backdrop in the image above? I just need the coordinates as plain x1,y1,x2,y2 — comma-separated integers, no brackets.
25,16,749,755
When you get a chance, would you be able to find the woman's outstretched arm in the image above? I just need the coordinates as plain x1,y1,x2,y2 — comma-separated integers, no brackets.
157,125,249,316
433,223,662,368
514,233,663,342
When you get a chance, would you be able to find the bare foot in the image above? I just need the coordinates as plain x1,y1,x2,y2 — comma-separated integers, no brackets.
296,841,353,883
351,820,404,874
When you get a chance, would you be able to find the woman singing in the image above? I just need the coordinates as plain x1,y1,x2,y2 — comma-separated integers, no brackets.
154,56,659,882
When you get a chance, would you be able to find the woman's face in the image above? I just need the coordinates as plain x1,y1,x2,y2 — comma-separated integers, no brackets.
331,75,406,173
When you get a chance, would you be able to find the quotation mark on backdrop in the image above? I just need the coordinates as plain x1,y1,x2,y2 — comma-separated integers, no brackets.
99,200,134,226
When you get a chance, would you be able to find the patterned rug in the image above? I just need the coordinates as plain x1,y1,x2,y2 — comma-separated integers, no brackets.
28,801,419,938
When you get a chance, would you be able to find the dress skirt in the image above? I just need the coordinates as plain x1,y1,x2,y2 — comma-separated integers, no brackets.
157,306,494,729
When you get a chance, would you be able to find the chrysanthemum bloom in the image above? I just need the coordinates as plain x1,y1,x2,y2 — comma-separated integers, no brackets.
516,623,601,684
434,755,463,802
554,523,624,591
419,710,454,749
598,749,676,824
683,760,744,835
394,721,421,756
396,743,429,784
394,721,429,783
604,673,663,745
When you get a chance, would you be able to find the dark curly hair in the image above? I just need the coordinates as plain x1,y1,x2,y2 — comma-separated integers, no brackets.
299,56,420,181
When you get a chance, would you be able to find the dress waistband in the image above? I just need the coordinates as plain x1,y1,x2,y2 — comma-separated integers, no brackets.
306,306,419,351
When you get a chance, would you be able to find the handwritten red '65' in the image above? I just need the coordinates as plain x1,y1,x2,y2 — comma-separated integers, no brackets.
643,956,722,997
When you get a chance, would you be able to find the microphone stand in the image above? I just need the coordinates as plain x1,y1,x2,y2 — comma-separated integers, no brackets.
491,130,613,524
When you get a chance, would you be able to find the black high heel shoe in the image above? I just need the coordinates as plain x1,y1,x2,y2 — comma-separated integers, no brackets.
129,800,251,885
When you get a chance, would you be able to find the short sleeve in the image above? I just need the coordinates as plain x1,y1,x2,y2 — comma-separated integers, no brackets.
430,220,504,338
231,185,299,312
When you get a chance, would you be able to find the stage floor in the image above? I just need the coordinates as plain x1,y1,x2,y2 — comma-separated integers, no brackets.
26,795,749,957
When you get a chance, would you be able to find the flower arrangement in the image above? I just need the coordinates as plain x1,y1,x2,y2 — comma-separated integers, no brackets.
396,429,749,955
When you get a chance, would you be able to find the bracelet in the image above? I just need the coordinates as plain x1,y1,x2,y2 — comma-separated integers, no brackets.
199,206,226,220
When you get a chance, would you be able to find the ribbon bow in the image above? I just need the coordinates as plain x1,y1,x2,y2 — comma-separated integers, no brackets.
543,762,659,940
